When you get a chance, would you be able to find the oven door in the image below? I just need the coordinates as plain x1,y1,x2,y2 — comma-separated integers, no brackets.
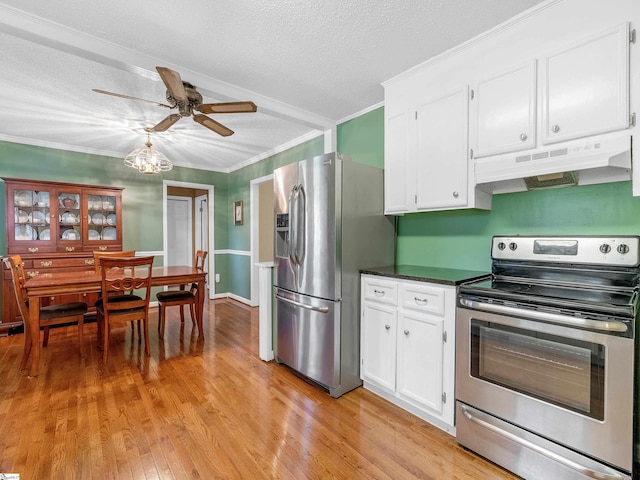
456,305,634,473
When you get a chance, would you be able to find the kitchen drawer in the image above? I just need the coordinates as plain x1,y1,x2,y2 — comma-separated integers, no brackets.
400,283,445,316
363,276,398,306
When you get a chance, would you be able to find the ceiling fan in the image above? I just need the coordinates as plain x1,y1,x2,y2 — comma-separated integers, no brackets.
93,66,257,137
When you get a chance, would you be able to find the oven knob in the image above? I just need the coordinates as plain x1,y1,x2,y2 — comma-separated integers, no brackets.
618,244,630,254
599,244,611,254
509,242,517,251
497,242,506,251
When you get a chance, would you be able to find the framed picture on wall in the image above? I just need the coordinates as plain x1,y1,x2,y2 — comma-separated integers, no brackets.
234,200,244,226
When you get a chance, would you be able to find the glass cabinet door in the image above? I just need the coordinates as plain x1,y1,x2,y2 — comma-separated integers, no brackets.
58,190,82,250
83,190,121,246
8,184,57,253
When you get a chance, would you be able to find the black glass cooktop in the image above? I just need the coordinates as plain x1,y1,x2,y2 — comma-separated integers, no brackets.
460,277,637,317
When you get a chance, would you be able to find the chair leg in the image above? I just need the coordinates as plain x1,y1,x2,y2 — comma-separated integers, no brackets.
102,318,110,363
179,305,185,323
43,326,50,347
157,302,163,332
189,303,197,327
143,317,150,357
96,311,103,350
136,320,141,339
159,304,166,337
78,315,85,358
19,323,33,371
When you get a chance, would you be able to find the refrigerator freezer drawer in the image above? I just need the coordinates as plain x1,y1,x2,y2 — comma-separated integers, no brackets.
275,289,340,389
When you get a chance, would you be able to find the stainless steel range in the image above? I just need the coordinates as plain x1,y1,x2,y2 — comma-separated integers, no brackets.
456,236,640,480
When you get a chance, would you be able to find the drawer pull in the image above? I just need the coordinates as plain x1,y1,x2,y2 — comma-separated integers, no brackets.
28,247,39,253
27,271,39,278
66,247,75,252
384,324,391,330
85,259,95,265
373,289,386,297
40,261,53,267
99,246,108,251
404,330,410,335
414,297,428,305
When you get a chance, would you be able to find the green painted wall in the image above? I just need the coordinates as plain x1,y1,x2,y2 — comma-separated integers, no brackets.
0,140,228,289
337,107,384,168
397,181,640,272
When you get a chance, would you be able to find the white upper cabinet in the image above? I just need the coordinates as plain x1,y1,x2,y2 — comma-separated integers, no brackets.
471,61,537,158
415,88,469,210
383,82,490,214
541,23,630,145
384,109,411,214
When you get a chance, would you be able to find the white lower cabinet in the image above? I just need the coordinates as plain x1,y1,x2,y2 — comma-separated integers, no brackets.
361,274,456,434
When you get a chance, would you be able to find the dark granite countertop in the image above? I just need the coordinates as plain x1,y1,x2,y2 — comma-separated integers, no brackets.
360,264,490,286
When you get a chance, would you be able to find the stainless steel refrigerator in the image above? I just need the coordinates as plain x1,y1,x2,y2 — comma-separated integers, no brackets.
273,152,395,397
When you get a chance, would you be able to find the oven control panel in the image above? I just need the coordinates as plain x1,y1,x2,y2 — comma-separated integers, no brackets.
491,236,640,266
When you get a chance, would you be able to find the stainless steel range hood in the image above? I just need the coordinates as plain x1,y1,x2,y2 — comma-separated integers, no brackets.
474,132,632,194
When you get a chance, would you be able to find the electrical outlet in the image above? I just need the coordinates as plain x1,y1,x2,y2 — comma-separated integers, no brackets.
215,273,220,283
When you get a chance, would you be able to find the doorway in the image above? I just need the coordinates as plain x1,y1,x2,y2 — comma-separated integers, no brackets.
163,180,215,300
166,195,192,267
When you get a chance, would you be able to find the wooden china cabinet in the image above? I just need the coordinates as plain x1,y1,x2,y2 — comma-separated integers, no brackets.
2,178,124,324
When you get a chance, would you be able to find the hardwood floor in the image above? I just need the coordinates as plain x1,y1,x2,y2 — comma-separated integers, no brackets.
0,299,517,479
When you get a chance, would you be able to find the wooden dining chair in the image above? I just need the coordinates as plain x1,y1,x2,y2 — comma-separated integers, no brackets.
92,250,136,273
95,255,154,362
156,250,207,336
93,250,141,334
3,255,88,369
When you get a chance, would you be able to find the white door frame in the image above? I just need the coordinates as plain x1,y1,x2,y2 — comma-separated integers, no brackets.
163,180,215,300
250,173,274,306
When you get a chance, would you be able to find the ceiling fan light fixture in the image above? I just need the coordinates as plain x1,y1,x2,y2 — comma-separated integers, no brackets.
123,132,172,174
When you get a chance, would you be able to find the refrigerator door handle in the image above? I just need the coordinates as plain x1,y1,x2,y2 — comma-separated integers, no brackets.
288,186,299,265
276,294,330,313
296,184,306,265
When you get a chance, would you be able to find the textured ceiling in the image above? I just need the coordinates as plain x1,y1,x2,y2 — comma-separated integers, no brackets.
0,0,547,172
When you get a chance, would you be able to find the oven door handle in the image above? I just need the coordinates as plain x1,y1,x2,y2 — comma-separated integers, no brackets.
460,404,628,480
459,298,628,333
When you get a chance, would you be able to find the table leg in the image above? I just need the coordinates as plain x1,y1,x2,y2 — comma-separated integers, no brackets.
27,296,40,377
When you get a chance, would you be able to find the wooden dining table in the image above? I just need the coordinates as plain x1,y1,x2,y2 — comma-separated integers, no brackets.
22,265,206,377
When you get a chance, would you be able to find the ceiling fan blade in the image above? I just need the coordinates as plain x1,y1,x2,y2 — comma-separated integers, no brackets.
149,114,183,132
193,114,234,137
156,66,188,103
92,89,172,108
197,101,257,114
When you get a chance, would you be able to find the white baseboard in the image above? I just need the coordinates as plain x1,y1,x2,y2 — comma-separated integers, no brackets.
213,292,252,306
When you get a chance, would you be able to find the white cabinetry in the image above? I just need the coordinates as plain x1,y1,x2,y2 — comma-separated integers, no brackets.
361,274,456,434
415,88,469,210
471,61,537,158
384,84,490,214
383,110,410,213
541,23,630,145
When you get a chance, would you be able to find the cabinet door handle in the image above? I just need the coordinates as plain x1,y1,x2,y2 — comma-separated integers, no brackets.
66,247,75,252
85,259,95,265
404,330,410,335
519,133,527,141
373,289,385,297
414,297,428,305
40,261,52,267
452,191,459,198
384,324,391,330
551,124,560,133
28,247,39,253
99,246,108,251
27,271,39,278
